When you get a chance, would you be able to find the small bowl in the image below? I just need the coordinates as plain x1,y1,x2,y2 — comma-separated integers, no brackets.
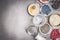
39,24,52,36
27,3,40,16
48,11,60,29
25,24,38,37
49,0,60,10
51,29,60,40
41,4,53,16
33,14,47,26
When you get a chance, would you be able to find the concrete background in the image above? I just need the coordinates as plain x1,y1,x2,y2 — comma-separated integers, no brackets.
0,0,36,40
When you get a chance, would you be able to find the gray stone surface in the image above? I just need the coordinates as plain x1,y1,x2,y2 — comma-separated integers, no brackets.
0,0,35,40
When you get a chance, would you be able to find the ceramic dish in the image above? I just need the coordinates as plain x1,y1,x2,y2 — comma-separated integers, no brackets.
51,29,60,40
49,0,60,10
39,24,52,37
41,4,53,16
27,3,40,16
25,24,38,37
48,11,60,29
33,14,47,26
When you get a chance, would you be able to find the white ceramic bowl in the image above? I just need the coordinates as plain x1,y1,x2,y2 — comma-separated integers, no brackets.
28,3,40,16
33,14,47,26
25,24,38,37
48,11,60,29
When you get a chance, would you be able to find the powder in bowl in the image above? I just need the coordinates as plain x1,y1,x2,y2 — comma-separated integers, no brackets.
50,0,60,9
28,3,40,16
49,14,60,26
33,14,47,26
51,29,60,40
33,15,43,25
41,4,51,15
39,24,50,34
